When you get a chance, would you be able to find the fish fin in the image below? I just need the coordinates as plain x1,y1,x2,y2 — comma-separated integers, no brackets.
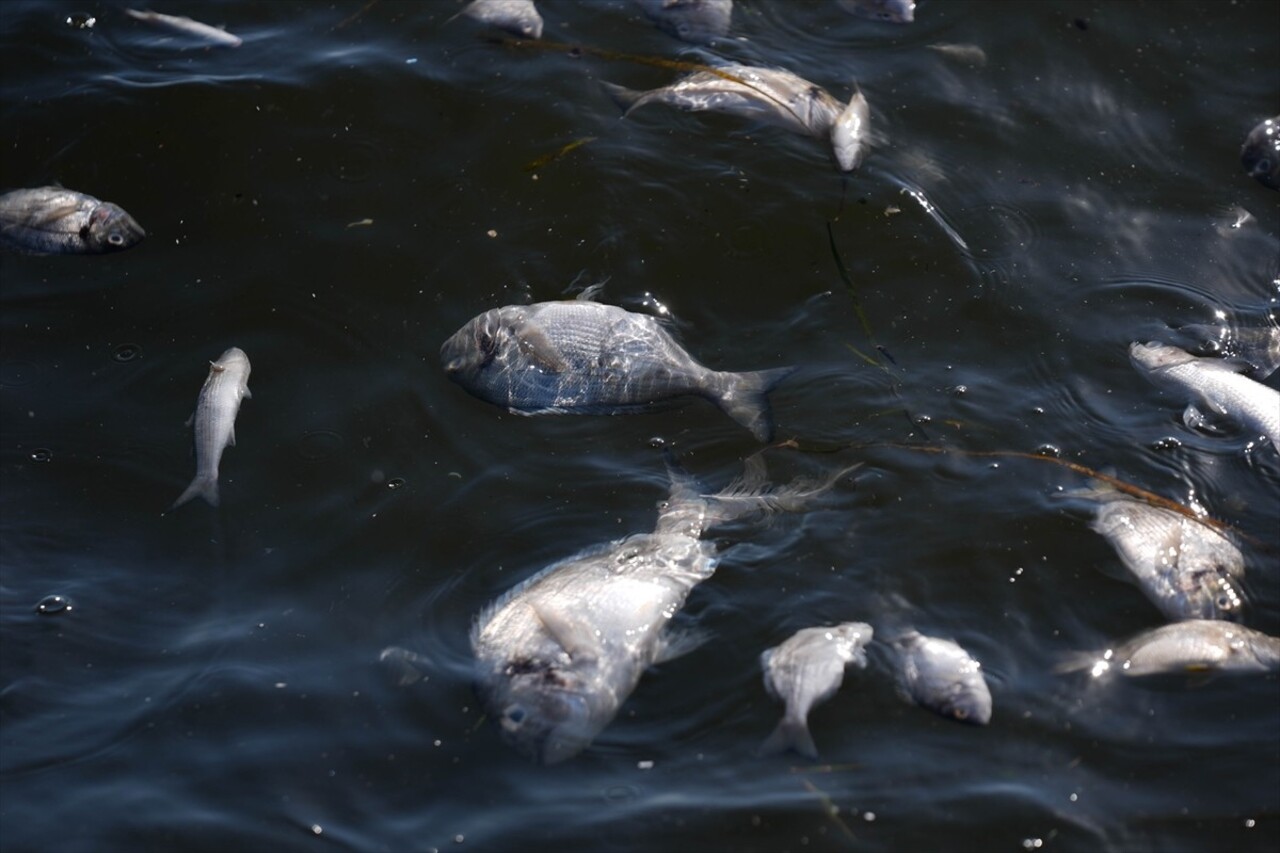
531,602,601,664
379,646,429,687
171,474,219,509
708,454,863,525
654,626,709,664
184,411,195,428
600,81,645,115
713,366,796,441
511,320,570,373
242,386,252,400
759,717,819,759
227,426,236,447
575,282,606,302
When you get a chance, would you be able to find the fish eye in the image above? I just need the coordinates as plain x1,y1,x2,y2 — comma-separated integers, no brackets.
107,232,124,246
952,706,969,720
502,704,527,728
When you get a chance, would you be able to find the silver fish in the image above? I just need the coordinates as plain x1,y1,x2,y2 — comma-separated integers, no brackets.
441,295,792,441
633,0,732,44
837,0,916,24
1130,341,1280,448
603,64,871,171
760,622,872,758
1178,321,1280,380
1074,482,1245,622
1240,114,1279,190
125,8,242,47
890,630,991,725
0,187,145,255
456,0,543,39
1060,620,1280,678
472,455,860,764
172,348,252,509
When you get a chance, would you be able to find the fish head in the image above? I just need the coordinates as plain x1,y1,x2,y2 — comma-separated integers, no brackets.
440,307,520,385
83,202,145,253
1183,568,1245,621
936,671,993,725
1129,340,1197,374
480,658,608,764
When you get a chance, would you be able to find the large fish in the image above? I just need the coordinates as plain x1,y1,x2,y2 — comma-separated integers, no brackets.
455,0,543,39
441,294,793,441
0,186,145,255
125,8,243,47
172,347,252,509
633,0,732,44
1130,341,1280,448
1072,482,1245,622
1059,620,1280,678
1240,114,1279,190
472,455,861,764
759,622,873,758
602,64,870,172
888,630,992,724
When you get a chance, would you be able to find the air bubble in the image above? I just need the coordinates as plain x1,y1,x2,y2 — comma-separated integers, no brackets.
1151,437,1182,451
36,595,73,615
1035,444,1062,457
112,343,142,362
30,448,52,463
387,478,406,490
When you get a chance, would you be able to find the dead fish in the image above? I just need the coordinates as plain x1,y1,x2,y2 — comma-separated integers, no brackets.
473,455,861,763
1130,341,1280,448
602,64,871,171
1178,320,1280,380
440,291,793,441
1240,114,1279,190
172,347,252,509
1059,620,1280,678
455,0,543,39
0,186,145,255
837,0,915,24
889,630,992,724
760,622,873,758
633,0,732,44
1070,481,1246,622
125,8,242,47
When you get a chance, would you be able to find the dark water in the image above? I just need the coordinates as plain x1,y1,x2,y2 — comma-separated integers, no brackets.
2,1,1278,850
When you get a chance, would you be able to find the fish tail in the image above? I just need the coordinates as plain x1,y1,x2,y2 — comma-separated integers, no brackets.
714,366,795,442
171,474,220,509
759,717,819,759
600,81,645,115
706,452,862,528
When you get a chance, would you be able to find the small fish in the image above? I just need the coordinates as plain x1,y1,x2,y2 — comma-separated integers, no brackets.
441,293,793,441
0,187,145,255
1240,114,1279,190
760,622,873,758
125,8,242,47
172,348,252,509
1130,341,1280,448
837,0,916,24
1178,320,1280,380
473,455,861,763
1059,620,1280,678
455,0,543,39
1072,481,1245,622
632,0,732,44
889,630,991,724
602,64,871,171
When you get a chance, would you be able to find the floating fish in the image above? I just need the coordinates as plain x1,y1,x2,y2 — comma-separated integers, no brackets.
602,64,870,171
633,0,732,44
1130,341,1280,448
172,348,252,509
889,630,991,724
1177,320,1280,380
760,622,873,757
125,8,242,47
1072,481,1246,622
0,186,145,255
473,455,861,763
1240,114,1279,190
455,0,543,39
441,292,793,440
1060,620,1280,678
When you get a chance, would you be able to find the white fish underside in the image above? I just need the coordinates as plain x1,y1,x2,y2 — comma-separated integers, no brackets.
173,348,251,509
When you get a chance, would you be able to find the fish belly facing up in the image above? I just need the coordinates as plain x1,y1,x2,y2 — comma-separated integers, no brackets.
0,187,145,255
837,0,916,24
1080,484,1245,622
472,455,861,764
1240,115,1280,190
632,0,732,44
125,8,242,47
172,348,252,509
602,64,870,172
1061,620,1280,678
458,0,543,38
759,622,873,758
891,631,991,725
1130,340,1280,448
441,298,793,441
